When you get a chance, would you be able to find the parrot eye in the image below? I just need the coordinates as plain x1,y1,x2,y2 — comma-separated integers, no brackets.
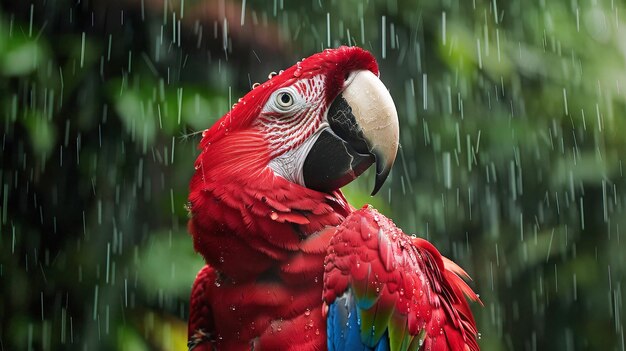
264,87,301,115
276,92,294,108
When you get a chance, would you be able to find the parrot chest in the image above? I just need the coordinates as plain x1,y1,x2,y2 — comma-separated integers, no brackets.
208,249,329,350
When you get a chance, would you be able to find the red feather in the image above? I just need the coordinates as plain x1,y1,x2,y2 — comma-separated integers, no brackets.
188,265,216,350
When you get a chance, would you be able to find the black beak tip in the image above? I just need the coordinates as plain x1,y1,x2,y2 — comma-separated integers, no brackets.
370,154,392,196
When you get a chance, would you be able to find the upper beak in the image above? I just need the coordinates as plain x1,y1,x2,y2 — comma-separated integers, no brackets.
302,70,399,195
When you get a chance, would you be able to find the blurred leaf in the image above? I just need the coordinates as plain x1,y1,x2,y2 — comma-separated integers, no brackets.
110,77,228,143
136,231,204,297
551,152,612,186
118,325,149,351
144,313,188,351
0,40,45,76
23,111,56,157
114,88,158,146
182,91,228,131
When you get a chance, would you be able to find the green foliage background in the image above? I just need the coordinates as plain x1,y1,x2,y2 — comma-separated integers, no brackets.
1,0,625,349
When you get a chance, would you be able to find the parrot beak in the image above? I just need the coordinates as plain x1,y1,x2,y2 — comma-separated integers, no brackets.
302,70,399,195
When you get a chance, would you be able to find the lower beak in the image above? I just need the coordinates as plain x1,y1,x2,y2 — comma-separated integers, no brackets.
302,70,399,195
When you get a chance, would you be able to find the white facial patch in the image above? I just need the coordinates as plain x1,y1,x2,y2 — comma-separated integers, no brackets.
255,75,327,157
257,74,330,185
267,124,329,186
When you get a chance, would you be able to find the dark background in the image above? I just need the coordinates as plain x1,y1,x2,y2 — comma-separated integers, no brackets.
1,0,625,350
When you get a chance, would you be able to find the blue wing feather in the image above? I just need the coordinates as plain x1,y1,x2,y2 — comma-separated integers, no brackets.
327,291,390,351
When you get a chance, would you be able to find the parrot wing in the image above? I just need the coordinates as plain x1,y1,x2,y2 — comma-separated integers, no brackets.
323,206,481,351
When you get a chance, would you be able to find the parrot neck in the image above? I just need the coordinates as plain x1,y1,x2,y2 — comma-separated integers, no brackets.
188,131,353,281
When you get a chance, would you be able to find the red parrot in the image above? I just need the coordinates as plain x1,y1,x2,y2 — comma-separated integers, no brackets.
187,46,481,351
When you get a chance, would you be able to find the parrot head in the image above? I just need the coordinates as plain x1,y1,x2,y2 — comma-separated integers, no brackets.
194,46,399,196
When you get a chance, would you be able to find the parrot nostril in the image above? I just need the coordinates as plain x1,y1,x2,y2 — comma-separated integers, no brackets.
344,72,350,81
